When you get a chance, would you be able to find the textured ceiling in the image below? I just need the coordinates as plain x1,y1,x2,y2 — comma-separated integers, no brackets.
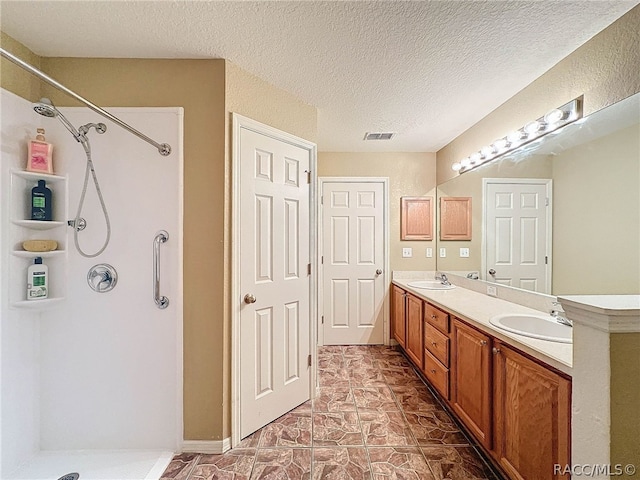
1,1,637,152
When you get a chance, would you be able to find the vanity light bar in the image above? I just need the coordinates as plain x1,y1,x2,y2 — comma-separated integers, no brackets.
451,97,583,173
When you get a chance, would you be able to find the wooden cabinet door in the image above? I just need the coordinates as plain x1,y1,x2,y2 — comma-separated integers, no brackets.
405,293,424,368
391,286,406,348
451,318,492,450
493,342,571,480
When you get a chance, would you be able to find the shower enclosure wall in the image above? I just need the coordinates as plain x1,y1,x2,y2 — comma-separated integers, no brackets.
0,89,183,480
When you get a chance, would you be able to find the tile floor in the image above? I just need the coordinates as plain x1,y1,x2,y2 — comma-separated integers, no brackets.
161,345,500,480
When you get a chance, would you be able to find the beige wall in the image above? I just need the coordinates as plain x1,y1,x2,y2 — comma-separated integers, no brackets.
0,31,42,101
610,333,640,478
318,152,437,272
552,126,640,295
224,62,317,438
436,6,640,185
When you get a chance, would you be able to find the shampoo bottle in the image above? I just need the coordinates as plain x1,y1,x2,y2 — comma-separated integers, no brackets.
27,257,48,300
27,128,54,174
31,180,53,221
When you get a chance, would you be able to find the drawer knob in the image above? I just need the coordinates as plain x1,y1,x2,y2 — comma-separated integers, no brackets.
431,315,437,319
431,342,437,346
480,340,488,346
430,369,436,374
492,347,501,354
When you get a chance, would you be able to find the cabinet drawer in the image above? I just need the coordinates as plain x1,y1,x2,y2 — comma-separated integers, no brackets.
424,322,449,367
425,303,449,334
424,349,449,400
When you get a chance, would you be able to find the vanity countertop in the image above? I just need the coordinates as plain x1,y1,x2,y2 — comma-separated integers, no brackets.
392,279,573,375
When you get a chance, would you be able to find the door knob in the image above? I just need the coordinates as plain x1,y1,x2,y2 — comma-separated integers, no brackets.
244,293,257,304
376,269,383,275
489,269,496,275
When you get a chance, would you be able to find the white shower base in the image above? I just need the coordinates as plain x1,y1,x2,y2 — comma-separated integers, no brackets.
8,450,174,480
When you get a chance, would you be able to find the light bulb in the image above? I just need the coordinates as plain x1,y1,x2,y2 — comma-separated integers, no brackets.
481,146,495,158
507,130,526,144
461,157,471,168
469,153,482,165
524,120,544,134
451,162,462,172
493,138,508,150
544,108,565,125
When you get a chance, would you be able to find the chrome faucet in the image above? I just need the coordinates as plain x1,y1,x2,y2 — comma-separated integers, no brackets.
435,273,451,286
551,301,572,327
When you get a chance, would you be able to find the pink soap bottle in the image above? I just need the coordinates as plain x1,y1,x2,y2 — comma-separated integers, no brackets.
27,128,54,174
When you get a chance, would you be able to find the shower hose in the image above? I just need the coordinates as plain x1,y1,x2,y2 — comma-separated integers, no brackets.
74,136,111,258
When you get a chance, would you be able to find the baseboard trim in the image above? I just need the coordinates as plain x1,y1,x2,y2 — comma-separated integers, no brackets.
182,438,231,454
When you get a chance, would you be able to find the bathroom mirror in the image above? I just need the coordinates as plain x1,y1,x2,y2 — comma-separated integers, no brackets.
436,92,640,296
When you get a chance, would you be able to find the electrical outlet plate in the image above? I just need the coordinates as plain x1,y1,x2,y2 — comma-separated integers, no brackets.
439,248,446,258
487,285,497,297
426,248,433,258
460,248,469,258
402,247,413,258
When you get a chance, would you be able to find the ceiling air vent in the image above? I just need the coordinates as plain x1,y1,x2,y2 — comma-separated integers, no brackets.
364,132,395,140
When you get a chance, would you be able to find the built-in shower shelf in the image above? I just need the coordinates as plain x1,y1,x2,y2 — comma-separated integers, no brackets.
11,169,66,183
11,220,66,230
11,297,65,309
8,169,69,307
11,250,66,258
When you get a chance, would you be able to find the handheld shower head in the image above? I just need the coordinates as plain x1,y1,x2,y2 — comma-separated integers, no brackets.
33,98,57,118
32,97,82,141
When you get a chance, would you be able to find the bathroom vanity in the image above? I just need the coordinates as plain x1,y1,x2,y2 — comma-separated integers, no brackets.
391,279,572,480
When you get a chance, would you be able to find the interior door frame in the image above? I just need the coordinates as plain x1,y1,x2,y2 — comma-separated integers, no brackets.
482,177,553,293
317,177,390,347
231,114,318,447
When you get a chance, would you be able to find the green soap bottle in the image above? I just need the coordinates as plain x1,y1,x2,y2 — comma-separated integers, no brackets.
31,179,52,221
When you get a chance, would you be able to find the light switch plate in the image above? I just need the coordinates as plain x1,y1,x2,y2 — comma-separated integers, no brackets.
439,248,446,258
402,247,413,258
460,248,470,258
487,285,497,297
426,248,433,258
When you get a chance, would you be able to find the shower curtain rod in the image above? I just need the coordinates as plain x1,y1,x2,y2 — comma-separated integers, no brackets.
1,47,172,156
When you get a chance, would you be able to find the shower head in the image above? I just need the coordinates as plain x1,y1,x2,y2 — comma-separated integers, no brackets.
33,97,82,141
33,98,57,118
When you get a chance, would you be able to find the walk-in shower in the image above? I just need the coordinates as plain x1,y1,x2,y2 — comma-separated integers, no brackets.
1,48,182,480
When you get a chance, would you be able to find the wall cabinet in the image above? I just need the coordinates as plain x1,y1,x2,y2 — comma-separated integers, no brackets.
391,285,572,480
493,341,571,480
451,318,493,450
439,196,472,240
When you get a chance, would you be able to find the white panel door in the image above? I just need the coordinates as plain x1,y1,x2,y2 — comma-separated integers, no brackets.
322,181,385,345
239,127,310,438
485,180,551,293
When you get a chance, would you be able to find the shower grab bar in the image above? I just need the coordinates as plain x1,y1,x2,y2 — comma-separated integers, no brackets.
153,231,169,309
0,47,172,156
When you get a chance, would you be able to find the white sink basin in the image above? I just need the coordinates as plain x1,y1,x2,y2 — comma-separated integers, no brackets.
407,280,455,290
489,313,572,344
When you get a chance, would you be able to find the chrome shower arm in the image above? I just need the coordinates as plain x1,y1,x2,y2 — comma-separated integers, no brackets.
1,47,172,156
